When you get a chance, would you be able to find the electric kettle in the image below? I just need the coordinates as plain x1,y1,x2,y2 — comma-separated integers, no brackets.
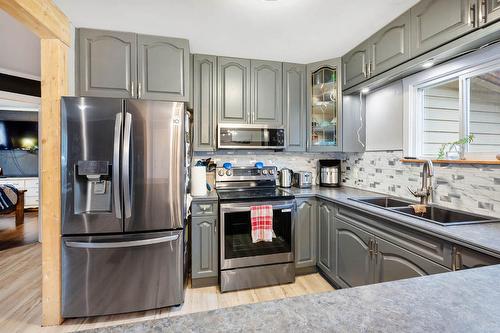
278,168,293,188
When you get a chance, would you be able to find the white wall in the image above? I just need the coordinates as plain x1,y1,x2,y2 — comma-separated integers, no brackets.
0,9,40,79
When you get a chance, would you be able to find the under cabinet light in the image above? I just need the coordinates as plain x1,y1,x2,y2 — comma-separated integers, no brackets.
422,60,435,68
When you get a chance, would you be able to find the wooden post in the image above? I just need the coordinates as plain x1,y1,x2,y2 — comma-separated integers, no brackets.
0,0,70,326
40,38,67,326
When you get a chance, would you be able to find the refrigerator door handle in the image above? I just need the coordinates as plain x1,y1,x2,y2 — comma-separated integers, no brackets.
65,234,180,249
113,113,122,219
122,112,132,219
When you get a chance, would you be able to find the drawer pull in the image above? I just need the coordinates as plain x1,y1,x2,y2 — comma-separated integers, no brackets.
199,204,211,211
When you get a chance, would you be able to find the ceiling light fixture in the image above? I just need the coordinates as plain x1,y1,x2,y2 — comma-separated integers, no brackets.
361,87,370,94
422,60,435,68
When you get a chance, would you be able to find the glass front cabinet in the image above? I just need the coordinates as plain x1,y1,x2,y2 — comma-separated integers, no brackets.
307,58,342,152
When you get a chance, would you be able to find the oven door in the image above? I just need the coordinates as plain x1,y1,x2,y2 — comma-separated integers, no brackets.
220,200,295,270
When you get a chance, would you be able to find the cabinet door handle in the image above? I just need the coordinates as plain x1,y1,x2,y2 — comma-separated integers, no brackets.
456,250,463,270
480,0,487,23
368,239,373,256
130,81,135,98
374,240,379,255
214,221,217,234
138,82,142,99
469,1,476,27
363,63,368,78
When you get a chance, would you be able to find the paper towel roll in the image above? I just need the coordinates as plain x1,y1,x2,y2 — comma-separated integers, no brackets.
191,166,207,196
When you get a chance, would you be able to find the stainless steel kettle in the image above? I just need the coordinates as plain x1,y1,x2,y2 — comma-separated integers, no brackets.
278,168,293,188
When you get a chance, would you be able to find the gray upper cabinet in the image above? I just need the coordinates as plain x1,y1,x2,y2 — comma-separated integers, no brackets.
374,236,449,284
295,198,317,269
342,12,410,89
137,35,190,101
342,45,369,89
193,54,217,151
317,201,335,275
251,60,283,126
191,216,218,280
483,0,500,25
335,218,373,287
410,0,474,57
283,63,307,151
218,57,251,123
369,11,410,77
77,28,137,98
307,58,343,152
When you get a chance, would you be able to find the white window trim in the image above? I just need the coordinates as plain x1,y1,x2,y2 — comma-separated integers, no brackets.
403,43,500,158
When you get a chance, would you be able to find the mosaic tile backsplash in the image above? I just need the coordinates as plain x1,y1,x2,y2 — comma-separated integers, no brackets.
193,151,343,186
193,150,500,218
342,151,500,218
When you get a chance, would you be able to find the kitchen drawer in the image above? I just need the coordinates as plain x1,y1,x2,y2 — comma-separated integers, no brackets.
337,205,453,268
192,201,218,216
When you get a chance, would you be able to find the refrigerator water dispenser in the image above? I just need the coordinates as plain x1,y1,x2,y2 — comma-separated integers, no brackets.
74,160,112,214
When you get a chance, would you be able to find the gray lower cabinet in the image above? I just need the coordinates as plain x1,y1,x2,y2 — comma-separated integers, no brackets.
410,0,474,57
317,201,335,276
334,218,373,287
333,216,449,288
191,215,218,281
251,60,283,126
295,198,317,269
283,63,306,151
77,28,137,98
452,245,500,270
192,54,217,151
374,236,449,284
218,57,251,124
137,35,190,101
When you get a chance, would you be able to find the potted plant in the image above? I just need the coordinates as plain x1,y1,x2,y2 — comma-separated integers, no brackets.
436,134,474,160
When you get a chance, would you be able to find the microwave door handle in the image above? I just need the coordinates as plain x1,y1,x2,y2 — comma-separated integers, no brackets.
122,112,132,219
65,234,179,249
113,113,122,219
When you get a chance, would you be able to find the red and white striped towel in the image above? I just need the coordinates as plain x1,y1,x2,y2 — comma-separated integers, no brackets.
250,205,273,243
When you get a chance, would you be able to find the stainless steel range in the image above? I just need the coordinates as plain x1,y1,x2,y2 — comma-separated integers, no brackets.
216,165,296,292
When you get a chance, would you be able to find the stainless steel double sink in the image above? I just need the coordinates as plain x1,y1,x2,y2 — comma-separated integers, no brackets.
349,197,500,226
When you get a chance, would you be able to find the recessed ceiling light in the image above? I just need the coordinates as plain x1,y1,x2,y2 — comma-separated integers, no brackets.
361,87,370,94
422,60,434,68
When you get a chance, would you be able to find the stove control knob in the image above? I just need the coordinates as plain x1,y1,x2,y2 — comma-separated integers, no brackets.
268,169,274,175
218,169,224,176
262,169,268,175
226,170,233,176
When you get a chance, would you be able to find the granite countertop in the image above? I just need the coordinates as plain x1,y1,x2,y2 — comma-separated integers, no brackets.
85,265,500,332
284,186,500,257
189,191,218,202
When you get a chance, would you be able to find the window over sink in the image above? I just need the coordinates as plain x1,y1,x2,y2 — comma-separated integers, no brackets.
403,44,500,161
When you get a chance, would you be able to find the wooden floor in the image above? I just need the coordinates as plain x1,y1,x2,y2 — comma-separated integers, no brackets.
0,243,334,332
0,210,38,251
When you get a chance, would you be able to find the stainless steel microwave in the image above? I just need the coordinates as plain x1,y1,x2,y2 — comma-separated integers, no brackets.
218,124,285,149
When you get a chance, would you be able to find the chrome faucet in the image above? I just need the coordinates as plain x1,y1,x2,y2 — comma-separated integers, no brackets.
408,160,434,205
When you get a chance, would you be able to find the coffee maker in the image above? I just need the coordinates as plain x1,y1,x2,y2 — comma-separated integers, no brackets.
319,159,341,187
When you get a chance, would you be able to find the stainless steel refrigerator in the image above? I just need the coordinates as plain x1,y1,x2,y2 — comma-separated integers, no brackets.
61,97,186,318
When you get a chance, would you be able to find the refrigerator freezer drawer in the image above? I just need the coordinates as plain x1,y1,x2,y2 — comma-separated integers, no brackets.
62,230,184,318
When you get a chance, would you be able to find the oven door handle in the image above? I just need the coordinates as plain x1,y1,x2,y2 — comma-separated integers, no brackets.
220,203,295,212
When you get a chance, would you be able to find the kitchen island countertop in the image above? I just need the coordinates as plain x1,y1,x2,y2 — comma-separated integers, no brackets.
84,264,500,332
